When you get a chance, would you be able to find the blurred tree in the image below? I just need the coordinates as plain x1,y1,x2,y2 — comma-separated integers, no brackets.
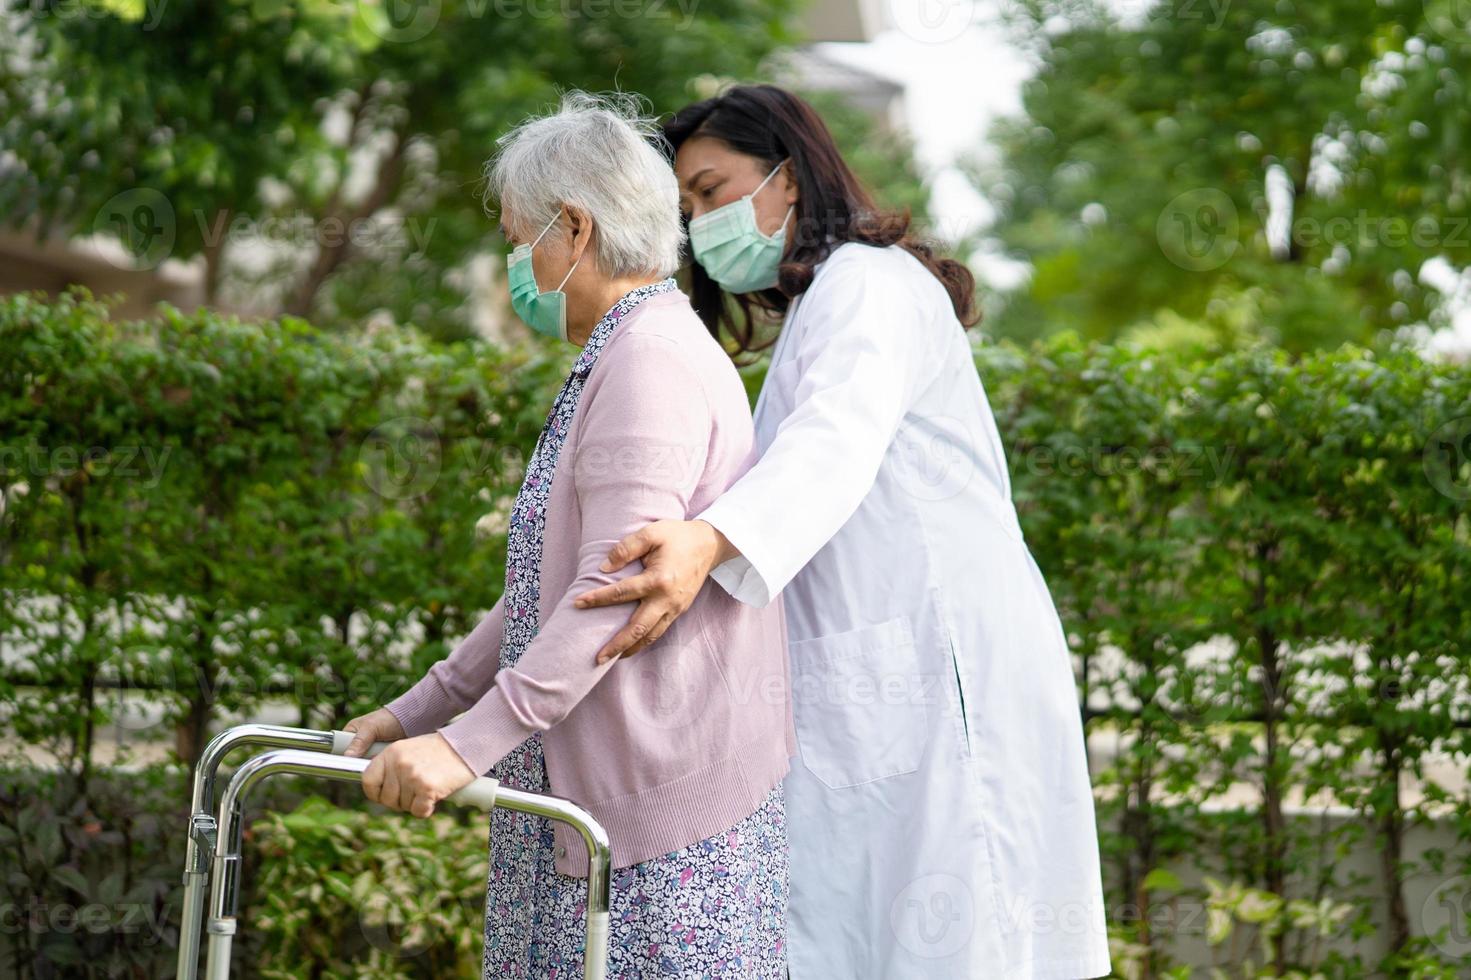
0,0,363,301
0,0,803,339
979,0,1471,351
798,88,932,226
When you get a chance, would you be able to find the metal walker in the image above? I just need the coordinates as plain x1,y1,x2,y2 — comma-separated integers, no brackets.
174,724,612,980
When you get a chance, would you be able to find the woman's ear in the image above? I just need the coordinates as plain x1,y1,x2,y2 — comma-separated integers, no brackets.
780,161,799,207
566,205,596,263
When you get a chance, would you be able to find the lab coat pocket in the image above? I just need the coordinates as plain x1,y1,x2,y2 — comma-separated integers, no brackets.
789,616,930,790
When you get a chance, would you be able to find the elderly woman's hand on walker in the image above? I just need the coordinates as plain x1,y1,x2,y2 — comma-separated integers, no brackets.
340,706,406,756
361,732,476,818
342,707,476,817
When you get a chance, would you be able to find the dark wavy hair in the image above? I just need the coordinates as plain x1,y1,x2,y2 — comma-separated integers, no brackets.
663,84,979,353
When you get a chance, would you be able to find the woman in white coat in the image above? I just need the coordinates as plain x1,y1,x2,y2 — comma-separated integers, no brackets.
575,85,1112,979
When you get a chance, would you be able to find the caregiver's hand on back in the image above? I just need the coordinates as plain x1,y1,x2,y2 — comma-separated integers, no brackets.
575,518,739,663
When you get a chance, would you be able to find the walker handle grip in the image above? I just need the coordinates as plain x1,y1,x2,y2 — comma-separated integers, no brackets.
329,732,498,810
329,730,390,758
446,777,501,811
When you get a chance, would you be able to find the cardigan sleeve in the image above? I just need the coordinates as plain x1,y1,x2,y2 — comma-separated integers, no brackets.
696,252,942,607
437,332,713,776
384,596,506,738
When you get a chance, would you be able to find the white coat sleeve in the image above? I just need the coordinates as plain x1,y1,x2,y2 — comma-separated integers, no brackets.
695,255,940,607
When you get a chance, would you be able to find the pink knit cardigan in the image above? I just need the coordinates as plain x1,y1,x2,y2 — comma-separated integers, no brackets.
386,289,795,876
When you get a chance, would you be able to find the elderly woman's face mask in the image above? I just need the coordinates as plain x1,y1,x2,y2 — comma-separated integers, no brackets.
506,209,582,341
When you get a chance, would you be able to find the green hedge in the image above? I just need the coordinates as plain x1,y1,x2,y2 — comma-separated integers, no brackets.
2,292,1470,976
247,797,486,978
0,763,488,978
979,337,1471,976
0,290,564,775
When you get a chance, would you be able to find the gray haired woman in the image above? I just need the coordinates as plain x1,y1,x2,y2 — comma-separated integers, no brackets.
341,92,794,978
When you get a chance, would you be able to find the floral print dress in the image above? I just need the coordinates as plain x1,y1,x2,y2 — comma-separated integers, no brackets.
482,279,789,979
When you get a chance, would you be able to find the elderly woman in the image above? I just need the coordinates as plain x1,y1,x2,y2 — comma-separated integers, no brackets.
340,93,794,978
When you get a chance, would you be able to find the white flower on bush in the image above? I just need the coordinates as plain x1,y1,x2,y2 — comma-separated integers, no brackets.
474,496,514,540
0,481,28,519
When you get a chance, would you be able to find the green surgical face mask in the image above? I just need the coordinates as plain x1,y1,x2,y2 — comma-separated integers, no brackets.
688,159,794,294
506,209,582,342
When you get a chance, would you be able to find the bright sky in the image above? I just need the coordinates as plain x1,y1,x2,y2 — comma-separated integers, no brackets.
817,1,1034,289
821,0,1471,352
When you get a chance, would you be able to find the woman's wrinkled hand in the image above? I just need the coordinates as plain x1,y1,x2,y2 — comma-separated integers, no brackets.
574,519,737,663
340,707,407,758
361,733,476,818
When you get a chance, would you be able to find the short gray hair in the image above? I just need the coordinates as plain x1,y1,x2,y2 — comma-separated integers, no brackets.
486,91,684,279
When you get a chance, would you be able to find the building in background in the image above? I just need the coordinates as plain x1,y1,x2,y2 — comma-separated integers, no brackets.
0,230,206,320
777,46,904,129
802,0,884,42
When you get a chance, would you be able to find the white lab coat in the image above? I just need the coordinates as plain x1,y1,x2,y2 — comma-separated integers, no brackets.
697,243,1111,980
